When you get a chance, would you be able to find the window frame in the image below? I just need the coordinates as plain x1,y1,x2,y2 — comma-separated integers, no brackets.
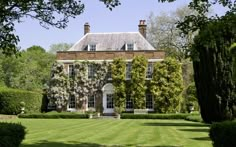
68,64,75,78
89,44,96,51
126,62,132,80
88,95,95,108
126,94,133,110
146,93,154,110
106,94,114,109
146,62,153,79
126,43,134,51
88,64,95,79
68,95,76,110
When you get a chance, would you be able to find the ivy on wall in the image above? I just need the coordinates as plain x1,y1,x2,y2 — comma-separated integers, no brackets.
111,58,126,113
150,57,183,113
131,55,148,109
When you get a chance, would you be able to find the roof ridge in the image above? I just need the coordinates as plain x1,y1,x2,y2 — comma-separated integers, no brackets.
86,32,139,35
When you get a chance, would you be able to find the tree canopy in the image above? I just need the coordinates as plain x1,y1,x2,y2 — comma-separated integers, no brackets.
0,0,121,56
0,45,55,91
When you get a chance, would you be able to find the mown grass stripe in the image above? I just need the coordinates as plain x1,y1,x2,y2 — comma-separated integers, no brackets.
1,119,211,147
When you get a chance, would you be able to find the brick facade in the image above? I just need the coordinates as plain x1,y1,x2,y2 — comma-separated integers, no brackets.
57,50,165,60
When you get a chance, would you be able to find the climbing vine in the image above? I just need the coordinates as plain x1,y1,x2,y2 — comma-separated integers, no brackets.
111,58,126,113
130,55,148,109
47,61,109,111
47,62,69,111
150,57,183,113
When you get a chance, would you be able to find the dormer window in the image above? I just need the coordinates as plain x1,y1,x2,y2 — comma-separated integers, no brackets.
126,43,134,51
88,44,96,51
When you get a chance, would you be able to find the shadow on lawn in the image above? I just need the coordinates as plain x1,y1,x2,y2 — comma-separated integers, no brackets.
21,140,183,147
191,137,211,141
143,122,209,127
178,128,209,133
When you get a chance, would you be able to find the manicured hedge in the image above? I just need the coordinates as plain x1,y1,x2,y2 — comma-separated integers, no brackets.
121,113,191,119
185,115,203,122
0,122,26,147
0,87,43,114
18,112,89,119
209,121,236,147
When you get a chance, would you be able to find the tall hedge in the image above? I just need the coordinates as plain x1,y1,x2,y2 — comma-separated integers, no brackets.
111,58,126,113
131,55,148,109
0,87,43,114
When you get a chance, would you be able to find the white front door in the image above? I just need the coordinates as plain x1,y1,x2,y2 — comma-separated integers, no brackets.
102,83,114,113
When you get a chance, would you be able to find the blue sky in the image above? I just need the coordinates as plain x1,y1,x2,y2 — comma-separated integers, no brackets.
14,0,226,50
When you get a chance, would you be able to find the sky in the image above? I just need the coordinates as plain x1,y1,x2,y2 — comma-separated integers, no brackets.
14,0,227,50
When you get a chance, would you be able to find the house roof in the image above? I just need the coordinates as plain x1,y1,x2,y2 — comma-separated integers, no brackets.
68,32,156,51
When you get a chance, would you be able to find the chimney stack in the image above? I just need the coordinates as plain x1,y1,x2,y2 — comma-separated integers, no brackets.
84,22,90,35
138,20,147,38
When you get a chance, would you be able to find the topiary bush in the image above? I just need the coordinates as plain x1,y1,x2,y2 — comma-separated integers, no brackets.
209,121,236,147
121,113,190,119
0,87,43,114
18,112,89,119
0,122,26,147
185,115,203,122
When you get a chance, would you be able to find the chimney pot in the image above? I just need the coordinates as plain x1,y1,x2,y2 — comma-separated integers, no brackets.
138,20,147,38
84,22,90,35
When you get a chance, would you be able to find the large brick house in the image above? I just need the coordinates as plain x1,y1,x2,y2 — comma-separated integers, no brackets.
56,20,165,113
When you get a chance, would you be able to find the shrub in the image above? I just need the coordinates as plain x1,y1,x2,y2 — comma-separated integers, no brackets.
209,121,236,147
0,122,26,147
0,87,43,114
121,113,190,119
131,55,148,109
185,115,203,122
18,112,89,119
150,58,184,113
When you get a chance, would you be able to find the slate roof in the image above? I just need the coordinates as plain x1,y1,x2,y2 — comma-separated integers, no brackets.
68,32,156,51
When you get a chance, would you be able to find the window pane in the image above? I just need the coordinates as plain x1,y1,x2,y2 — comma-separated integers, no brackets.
146,63,153,79
126,95,133,109
88,64,95,79
107,67,112,79
107,94,114,108
90,44,96,51
126,62,132,79
88,95,95,108
127,44,134,50
69,65,75,78
69,95,76,109
146,94,153,109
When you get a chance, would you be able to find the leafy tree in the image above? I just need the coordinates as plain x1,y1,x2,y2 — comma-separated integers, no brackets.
130,56,148,109
0,0,121,56
147,5,197,61
0,46,55,91
190,13,236,123
156,0,236,122
48,43,73,54
150,58,183,113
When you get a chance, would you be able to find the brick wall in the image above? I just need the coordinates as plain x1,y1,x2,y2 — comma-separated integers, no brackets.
57,50,165,60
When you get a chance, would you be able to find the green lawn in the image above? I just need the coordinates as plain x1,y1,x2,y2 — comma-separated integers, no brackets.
2,119,211,147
